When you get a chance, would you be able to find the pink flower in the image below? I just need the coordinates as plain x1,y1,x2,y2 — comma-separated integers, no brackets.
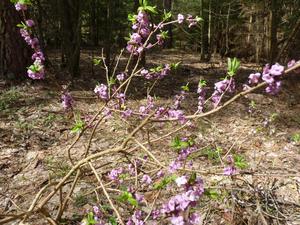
177,14,185,24
265,81,281,95
134,193,144,203
116,73,125,81
141,175,152,184
224,166,236,176
26,20,35,27
61,92,74,110
288,60,296,68
131,33,142,44
175,176,188,187
248,73,261,84
171,216,184,225
269,63,284,76
94,84,108,100
15,3,27,11
262,73,274,84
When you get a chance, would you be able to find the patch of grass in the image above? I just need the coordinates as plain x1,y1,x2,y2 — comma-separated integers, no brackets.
43,113,60,127
204,147,223,163
16,120,34,131
44,156,72,179
291,133,300,143
74,194,89,208
233,154,248,169
0,87,21,111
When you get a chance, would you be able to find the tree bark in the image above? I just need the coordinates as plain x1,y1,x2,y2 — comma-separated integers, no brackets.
90,0,98,46
269,0,279,63
200,0,210,61
104,0,113,71
59,0,81,77
163,0,173,48
0,0,32,79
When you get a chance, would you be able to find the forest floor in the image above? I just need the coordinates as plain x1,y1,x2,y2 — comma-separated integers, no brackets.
0,50,300,225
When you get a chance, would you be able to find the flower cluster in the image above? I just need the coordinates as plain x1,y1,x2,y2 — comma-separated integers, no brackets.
94,84,108,100
140,64,171,80
197,81,207,112
81,206,105,225
173,90,186,109
223,155,237,176
127,10,150,55
15,2,27,11
108,168,124,183
261,63,284,95
139,95,154,116
211,78,235,108
14,1,45,79
159,175,203,224
61,91,74,110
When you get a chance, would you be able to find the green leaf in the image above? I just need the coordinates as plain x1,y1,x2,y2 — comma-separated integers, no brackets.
204,189,220,200
118,192,138,207
16,22,27,29
82,212,97,225
108,217,118,225
150,65,163,73
163,10,172,20
160,31,169,39
233,155,248,169
170,62,181,70
19,0,32,5
109,77,116,86
292,133,300,143
195,16,203,22
128,13,137,23
154,175,177,190
188,172,197,184
250,100,256,108
170,136,193,150
71,118,85,133
227,57,240,77
198,79,207,88
93,58,101,66
181,83,190,92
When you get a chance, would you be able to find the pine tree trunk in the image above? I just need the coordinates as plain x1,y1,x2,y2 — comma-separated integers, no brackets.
104,0,113,71
60,0,81,77
0,0,32,79
200,0,210,61
90,0,98,46
269,0,279,63
163,0,173,48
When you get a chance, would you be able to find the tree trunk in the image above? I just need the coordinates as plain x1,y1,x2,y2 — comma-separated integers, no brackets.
163,0,173,48
269,0,279,63
0,0,32,79
134,0,139,12
104,0,113,71
59,0,81,77
90,0,98,46
200,0,210,61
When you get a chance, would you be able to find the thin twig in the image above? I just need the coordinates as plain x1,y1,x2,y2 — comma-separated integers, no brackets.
88,162,124,225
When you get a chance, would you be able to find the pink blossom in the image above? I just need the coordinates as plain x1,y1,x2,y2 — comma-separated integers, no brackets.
269,63,284,76
94,84,108,100
177,14,185,24
141,174,152,184
175,176,188,187
26,20,35,27
15,3,27,11
224,166,236,176
248,73,261,84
